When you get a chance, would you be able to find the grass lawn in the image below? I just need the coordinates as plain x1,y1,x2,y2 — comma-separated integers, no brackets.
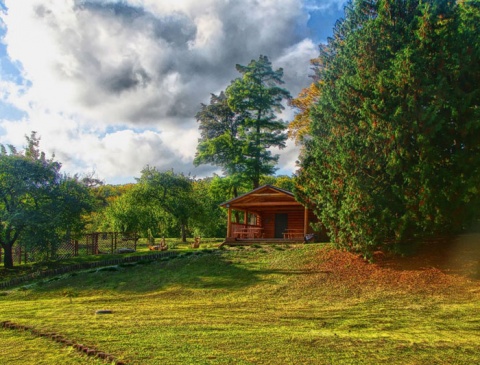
0,238,224,283
1,238,479,364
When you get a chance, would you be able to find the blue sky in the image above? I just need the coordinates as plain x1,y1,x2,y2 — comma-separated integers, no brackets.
0,9,26,122
0,0,346,184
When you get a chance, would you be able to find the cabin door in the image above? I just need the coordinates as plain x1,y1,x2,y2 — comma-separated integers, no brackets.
274,213,288,238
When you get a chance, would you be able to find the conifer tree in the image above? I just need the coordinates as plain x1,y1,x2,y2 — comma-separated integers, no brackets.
195,55,291,190
296,0,480,255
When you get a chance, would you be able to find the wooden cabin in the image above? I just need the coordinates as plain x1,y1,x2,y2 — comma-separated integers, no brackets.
220,185,318,244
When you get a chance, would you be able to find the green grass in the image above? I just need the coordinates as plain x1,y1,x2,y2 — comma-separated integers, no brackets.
1,244,479,364
0,238,223,282
0,329,106,365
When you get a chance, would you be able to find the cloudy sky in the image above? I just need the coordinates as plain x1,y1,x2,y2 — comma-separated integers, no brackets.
0,0,346,184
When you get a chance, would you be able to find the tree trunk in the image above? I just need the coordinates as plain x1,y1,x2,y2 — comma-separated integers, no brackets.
181,223,187,243
1,227,20,268
2,244,14,269
253,112,261,190
232,185,241,223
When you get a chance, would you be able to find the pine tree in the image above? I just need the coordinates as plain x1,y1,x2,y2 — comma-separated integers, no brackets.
195,55,291,189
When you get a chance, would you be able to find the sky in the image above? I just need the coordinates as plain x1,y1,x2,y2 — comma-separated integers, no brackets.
0,0,346,184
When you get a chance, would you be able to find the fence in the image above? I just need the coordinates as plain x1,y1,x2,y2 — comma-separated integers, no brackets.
0,250,178,290
84,232,138,255
0,232,139,265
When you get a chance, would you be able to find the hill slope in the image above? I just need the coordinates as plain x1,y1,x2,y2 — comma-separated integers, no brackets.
1,240,479,364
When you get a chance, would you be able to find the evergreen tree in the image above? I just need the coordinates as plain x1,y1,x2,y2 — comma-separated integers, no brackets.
194,92,245,197
195,55,291,190
227,55,291,188
296,0,480,256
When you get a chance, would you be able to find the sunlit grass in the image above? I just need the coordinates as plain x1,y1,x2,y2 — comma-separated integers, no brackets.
0,328,105,365
0,237,223,282
1,244,479,364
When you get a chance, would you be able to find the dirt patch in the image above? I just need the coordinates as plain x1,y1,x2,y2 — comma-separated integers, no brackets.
309,234,480,295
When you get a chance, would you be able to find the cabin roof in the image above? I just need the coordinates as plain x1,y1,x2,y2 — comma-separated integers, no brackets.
220,184,302,211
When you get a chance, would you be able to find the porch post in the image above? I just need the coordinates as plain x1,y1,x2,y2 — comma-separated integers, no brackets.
244,210,248,226
304,207,308,235
227,207,232,238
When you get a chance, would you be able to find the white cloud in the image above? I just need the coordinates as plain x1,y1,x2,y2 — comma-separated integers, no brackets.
274,38,318,96
0,0,326,183
303,0,345,12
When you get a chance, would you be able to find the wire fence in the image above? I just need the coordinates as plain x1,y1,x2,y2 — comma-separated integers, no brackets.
0,232,139,265
0,250,179,290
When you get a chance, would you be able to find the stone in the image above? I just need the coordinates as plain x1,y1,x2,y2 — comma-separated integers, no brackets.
95,309,113,314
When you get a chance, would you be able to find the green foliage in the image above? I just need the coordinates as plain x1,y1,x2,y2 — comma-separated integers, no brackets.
134,168,200,242
90,175,243,241
102,184,163,236
190,177,226,238
260,175,296,192
86,183,136,232
207,174,252,200
0,132,94,268
296,0,480,255
195,55,291,190
194,92,245,179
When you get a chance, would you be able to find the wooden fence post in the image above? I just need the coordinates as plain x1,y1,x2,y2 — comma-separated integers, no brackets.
94,234,99,255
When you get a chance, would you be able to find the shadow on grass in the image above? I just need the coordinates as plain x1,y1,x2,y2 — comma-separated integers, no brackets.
28,251,267,294
248,268,323,278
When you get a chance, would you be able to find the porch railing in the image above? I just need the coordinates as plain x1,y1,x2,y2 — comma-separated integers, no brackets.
231,223,264,239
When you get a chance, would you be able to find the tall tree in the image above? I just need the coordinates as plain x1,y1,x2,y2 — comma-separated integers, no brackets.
227,55,291,188
0,133,93,268
296,0,480,256
194,92,245,197
195,55,291,190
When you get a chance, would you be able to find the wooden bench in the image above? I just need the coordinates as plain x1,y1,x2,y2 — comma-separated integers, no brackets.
282,229,304,239
234,228,249,239
149,244,168,251
247,227,263,238
149,238,168,251
234,227,263,239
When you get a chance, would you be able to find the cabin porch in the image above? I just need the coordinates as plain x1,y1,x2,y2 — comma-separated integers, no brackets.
221,238,307,247
220,185,319,246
